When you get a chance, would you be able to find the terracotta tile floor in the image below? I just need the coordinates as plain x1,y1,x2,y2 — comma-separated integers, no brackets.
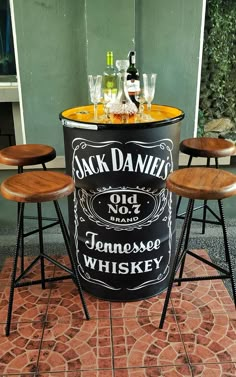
0,250,235,376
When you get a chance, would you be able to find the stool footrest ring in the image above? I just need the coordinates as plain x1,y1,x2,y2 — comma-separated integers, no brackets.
174,274,231,283
15,275,72,288
159,197,236,330
23,221,60,237
186,250,229,275
177,204,222,225
24,215,58,221
5,198,89,337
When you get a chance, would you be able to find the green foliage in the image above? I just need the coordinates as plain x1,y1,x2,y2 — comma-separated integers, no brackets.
199,0,236,129
197,109,205,137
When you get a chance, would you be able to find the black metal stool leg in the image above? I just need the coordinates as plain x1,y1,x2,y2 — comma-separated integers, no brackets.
20,207,24,274
176,155,192,217
17,202,25,274
201,199,207,235
218,199,236,306
159,199,194,329
17,166,25,274
6,203,25,336
201,157,211,234
178,156,223,233
53,200,70,244
53,200,90,320
177,199,195,285
37,203,46,290
217,197,229,263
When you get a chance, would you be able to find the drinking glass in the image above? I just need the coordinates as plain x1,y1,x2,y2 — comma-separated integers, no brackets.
101,89,113,120
143,73,157,111
88,75,102,121
134,89,146,120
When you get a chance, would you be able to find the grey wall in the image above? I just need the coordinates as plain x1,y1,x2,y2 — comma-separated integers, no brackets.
12,0,204,155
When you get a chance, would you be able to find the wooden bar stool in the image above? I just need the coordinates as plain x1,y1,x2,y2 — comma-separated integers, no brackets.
159,167,236,329
0,143,56,172
176,137,235,234
0,170,90,336
0,144,57,274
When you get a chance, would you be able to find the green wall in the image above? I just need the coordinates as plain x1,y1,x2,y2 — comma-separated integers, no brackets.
136,0,204,139
86,0,136,75
13,0,87,154
13,0,204,155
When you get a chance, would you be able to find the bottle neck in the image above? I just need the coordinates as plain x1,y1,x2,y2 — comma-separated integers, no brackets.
129,53,136,66
106,52,114,68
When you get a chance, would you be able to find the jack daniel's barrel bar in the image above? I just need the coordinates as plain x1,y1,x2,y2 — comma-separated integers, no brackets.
60,104,184,300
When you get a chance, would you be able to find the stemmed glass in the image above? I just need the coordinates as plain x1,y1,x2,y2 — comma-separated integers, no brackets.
135,89,146,120
101,89,113,120
143,73,157,112
88,75,102,121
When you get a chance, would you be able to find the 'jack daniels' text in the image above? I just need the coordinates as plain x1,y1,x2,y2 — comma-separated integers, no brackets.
74,147,171,180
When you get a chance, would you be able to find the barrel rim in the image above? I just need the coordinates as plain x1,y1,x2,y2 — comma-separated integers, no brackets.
59,104,185,130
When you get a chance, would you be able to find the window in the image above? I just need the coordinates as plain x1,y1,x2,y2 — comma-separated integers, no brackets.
0,0,16,76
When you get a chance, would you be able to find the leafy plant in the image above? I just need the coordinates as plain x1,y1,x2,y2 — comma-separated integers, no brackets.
197,109,205,137
199,0,236,132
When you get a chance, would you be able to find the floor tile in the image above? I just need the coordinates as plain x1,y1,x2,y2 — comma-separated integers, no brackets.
228,312,236,329
38,318,112,373
111,291,168,318
0,256,56,285
159,364,193,376
52,255,73,277
0,251,235,376
170,281,235,317
1,374,37,377
38,371,113,377
114,365,193,376
177,249,227,283
0,322,43,374
114,367,162,376
0,284,50,324
170,250,235,315
0,256,15,283
46,282,110,321
191,362,236,376
177,312,236,364
112,315,188,369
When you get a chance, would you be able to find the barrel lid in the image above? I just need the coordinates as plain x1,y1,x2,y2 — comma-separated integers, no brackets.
60,104,184,130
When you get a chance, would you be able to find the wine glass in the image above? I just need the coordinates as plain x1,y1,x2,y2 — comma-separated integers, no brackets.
101,89,114,120
88,75,102,121
143,73,157,111
135,89,146,120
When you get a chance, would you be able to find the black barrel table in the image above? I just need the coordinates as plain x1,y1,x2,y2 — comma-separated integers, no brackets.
60,104,184,301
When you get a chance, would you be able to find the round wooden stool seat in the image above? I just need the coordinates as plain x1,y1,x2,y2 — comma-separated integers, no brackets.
167,167,236,200
0,144,56,166
1,171,75,203
180,137,235,158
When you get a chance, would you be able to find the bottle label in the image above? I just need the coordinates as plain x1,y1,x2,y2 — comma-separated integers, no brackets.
103,75,118,100
127,79,140,94
104,78,115,89
103,89,117,103
131,55,136,65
